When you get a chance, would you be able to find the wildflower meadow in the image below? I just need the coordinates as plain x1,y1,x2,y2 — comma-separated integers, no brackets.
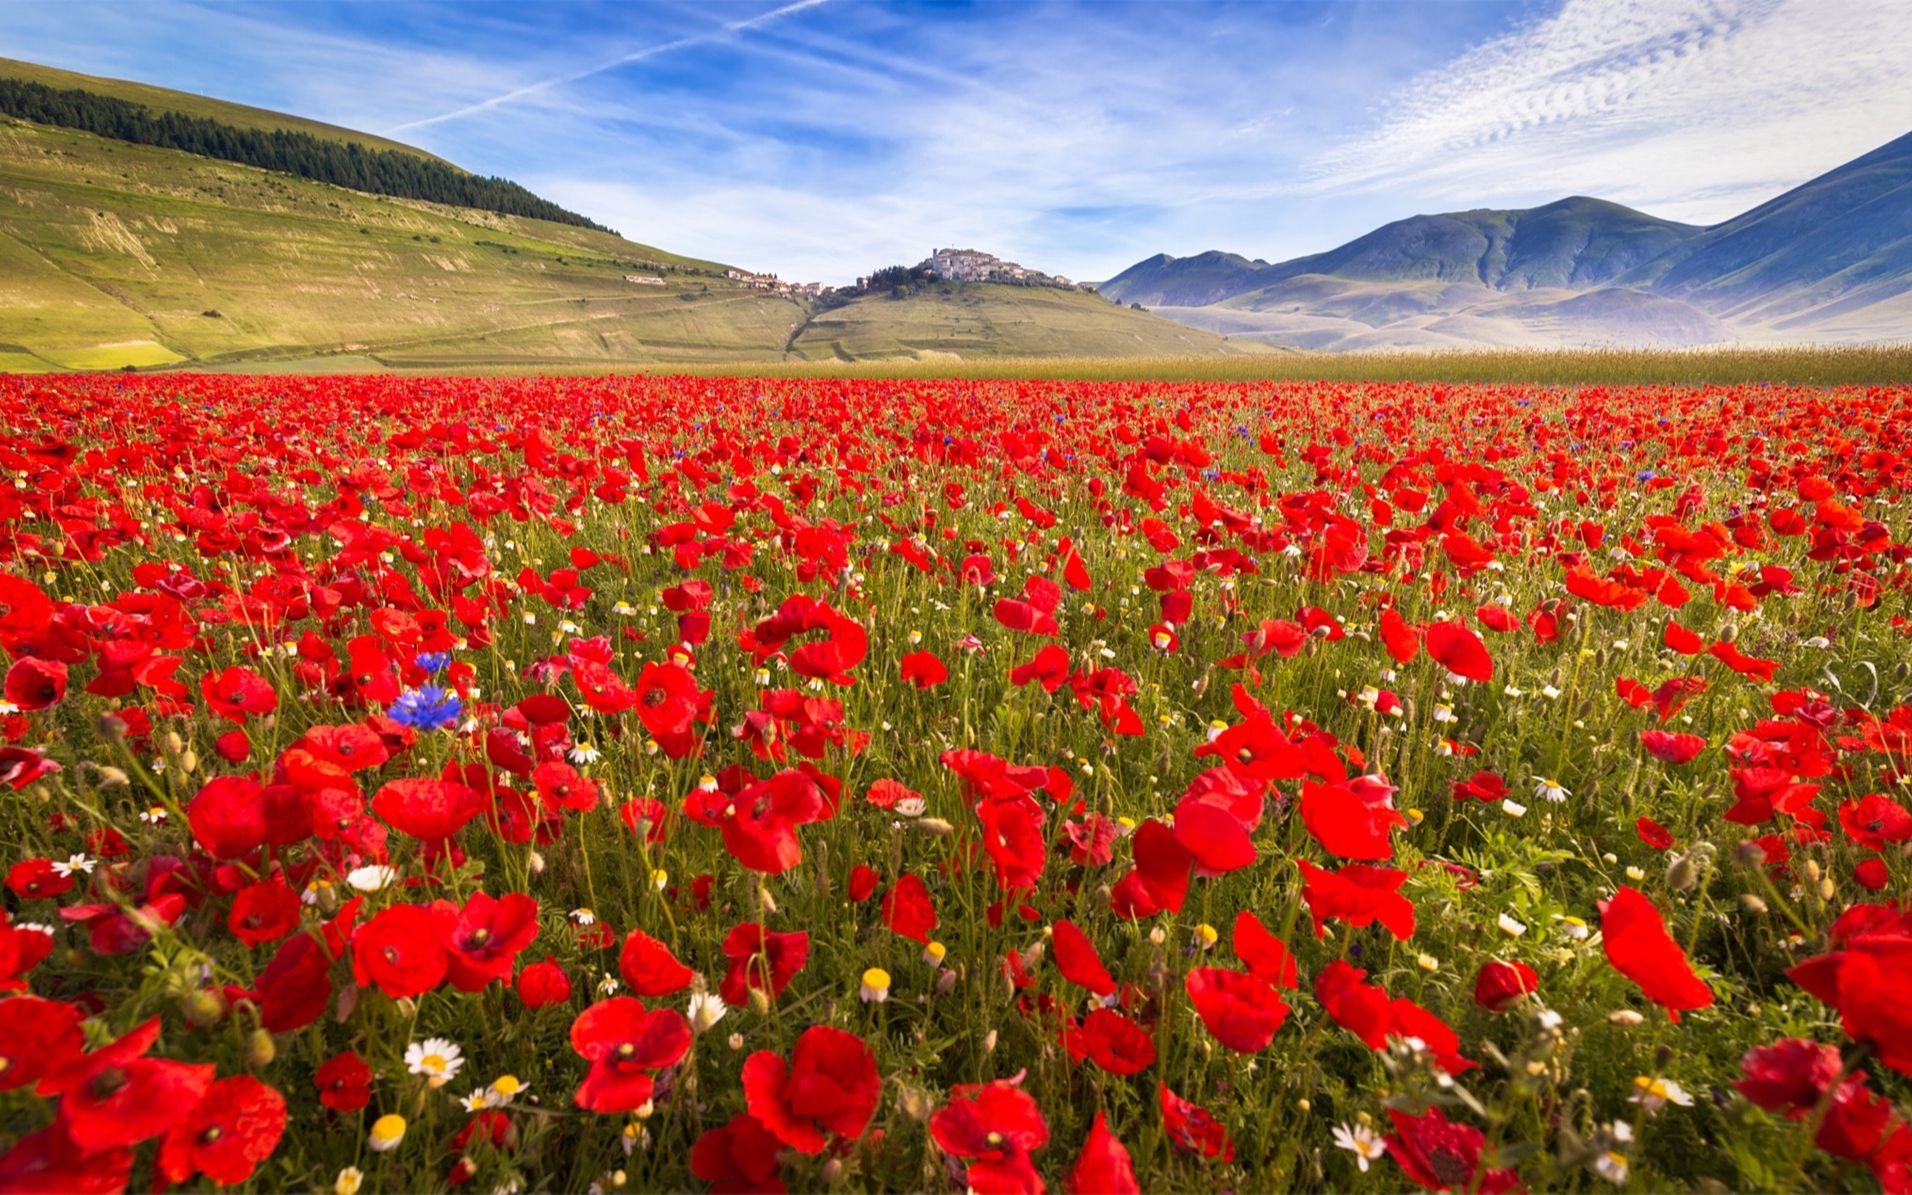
1,372,1910,1193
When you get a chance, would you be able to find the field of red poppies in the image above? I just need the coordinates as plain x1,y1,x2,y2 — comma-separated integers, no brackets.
0,372,1909,1194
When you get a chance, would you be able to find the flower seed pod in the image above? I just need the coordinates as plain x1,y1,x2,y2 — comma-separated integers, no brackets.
245,1027,276,1069
1665,853,1698,891
1739,893,1768,914
183,988,226,1027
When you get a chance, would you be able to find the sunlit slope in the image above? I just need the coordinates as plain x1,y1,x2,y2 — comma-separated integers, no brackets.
0,119,801,369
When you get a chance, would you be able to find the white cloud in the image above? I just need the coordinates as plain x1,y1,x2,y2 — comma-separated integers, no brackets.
1304,0,1912,223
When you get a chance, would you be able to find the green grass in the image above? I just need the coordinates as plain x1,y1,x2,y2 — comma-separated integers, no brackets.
0,56,446,161
589,343,1912,385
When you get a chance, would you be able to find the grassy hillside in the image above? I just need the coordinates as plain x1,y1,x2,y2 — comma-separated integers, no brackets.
788,282,1265,361
0,57,445,162
0,117,818,369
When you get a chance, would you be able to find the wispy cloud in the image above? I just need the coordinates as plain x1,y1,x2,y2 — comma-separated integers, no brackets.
1302,0,1912,223
384,0,833,134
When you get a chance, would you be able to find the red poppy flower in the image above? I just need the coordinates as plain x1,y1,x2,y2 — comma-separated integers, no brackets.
1734,1038,1844,1117
1636,816,1675,851
1065,1110,1139,1195
883,873,938,943
1297,860,1416,941
533,761,600,812
41,1017,214,1151
1010,643,1072,692
742,1025,880,1154
1601,886,1713,1018
201,665,278,723
0,995,84,1092
1052,919,1117,997
1315,959,1393,1048
1159,1082,1233,1162
569,996,691,1113
156,1075,287,1186
719,768,827,875
1172,795,1258,874
1472,959,1539,1012
228,879,303,947
719,922,809,1006
435,891,540,991
1450,770,1508,802
1639,730,1707,765
314,1051,373,1112
3,656,66,711
1385,1106,1521,1193
517,954,573,1009
929,1079,1049,1195
1840,793,1912,852
1066,1008,1157,1076
1424,621,1493,682
0,1125,133,1194
691,1113,787,1194
900,649,949,688
1186,966,1289,1052
7,857,73,900
352,903,450,999
978,793,1048,893
188,776,269,861
1300,778,1408,861
371,776,485,840
1231,911,1299,988
619,927,695,997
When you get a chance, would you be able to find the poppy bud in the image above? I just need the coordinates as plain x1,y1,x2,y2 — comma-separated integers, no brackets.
820,1158,845,1185
1665,854,1698,891
183,987,226,1026
316,882,340,914
178,749,199,775
983,1029,998,1053
749,988,771,1015
246,1026,276,1068
915,817,955,836
1739,894,1768,913
1718,622,1738,643
335,984,358,1022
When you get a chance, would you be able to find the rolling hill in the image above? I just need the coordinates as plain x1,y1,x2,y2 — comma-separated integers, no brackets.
0,60,1249,371
786,281,1257,362
1103,133,1912,350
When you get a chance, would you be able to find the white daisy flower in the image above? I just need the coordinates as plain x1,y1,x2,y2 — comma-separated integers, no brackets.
1332,1122,1386,1172
51,853,96,879
346,865,396,892
405,1038,464,1088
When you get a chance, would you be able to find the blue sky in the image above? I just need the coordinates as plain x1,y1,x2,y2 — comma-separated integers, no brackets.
5,0,1908,283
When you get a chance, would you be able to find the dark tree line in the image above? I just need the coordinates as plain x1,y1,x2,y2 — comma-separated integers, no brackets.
0,77,612,232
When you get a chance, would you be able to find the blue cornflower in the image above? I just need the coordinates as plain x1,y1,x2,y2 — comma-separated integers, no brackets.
389,685,462,731
413,651,451,674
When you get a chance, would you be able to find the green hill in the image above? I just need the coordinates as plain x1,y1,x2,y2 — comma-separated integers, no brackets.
0,59,1260,371
786,281,1262,362
0,117,812,371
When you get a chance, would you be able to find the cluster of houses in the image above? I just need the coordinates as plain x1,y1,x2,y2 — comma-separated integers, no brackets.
912,248,1088,290
723,269,827,297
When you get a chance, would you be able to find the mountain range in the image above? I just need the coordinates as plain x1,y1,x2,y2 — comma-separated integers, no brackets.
1100,132,1912,351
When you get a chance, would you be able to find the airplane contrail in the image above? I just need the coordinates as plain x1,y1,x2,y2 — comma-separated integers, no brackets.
384,0,832,134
